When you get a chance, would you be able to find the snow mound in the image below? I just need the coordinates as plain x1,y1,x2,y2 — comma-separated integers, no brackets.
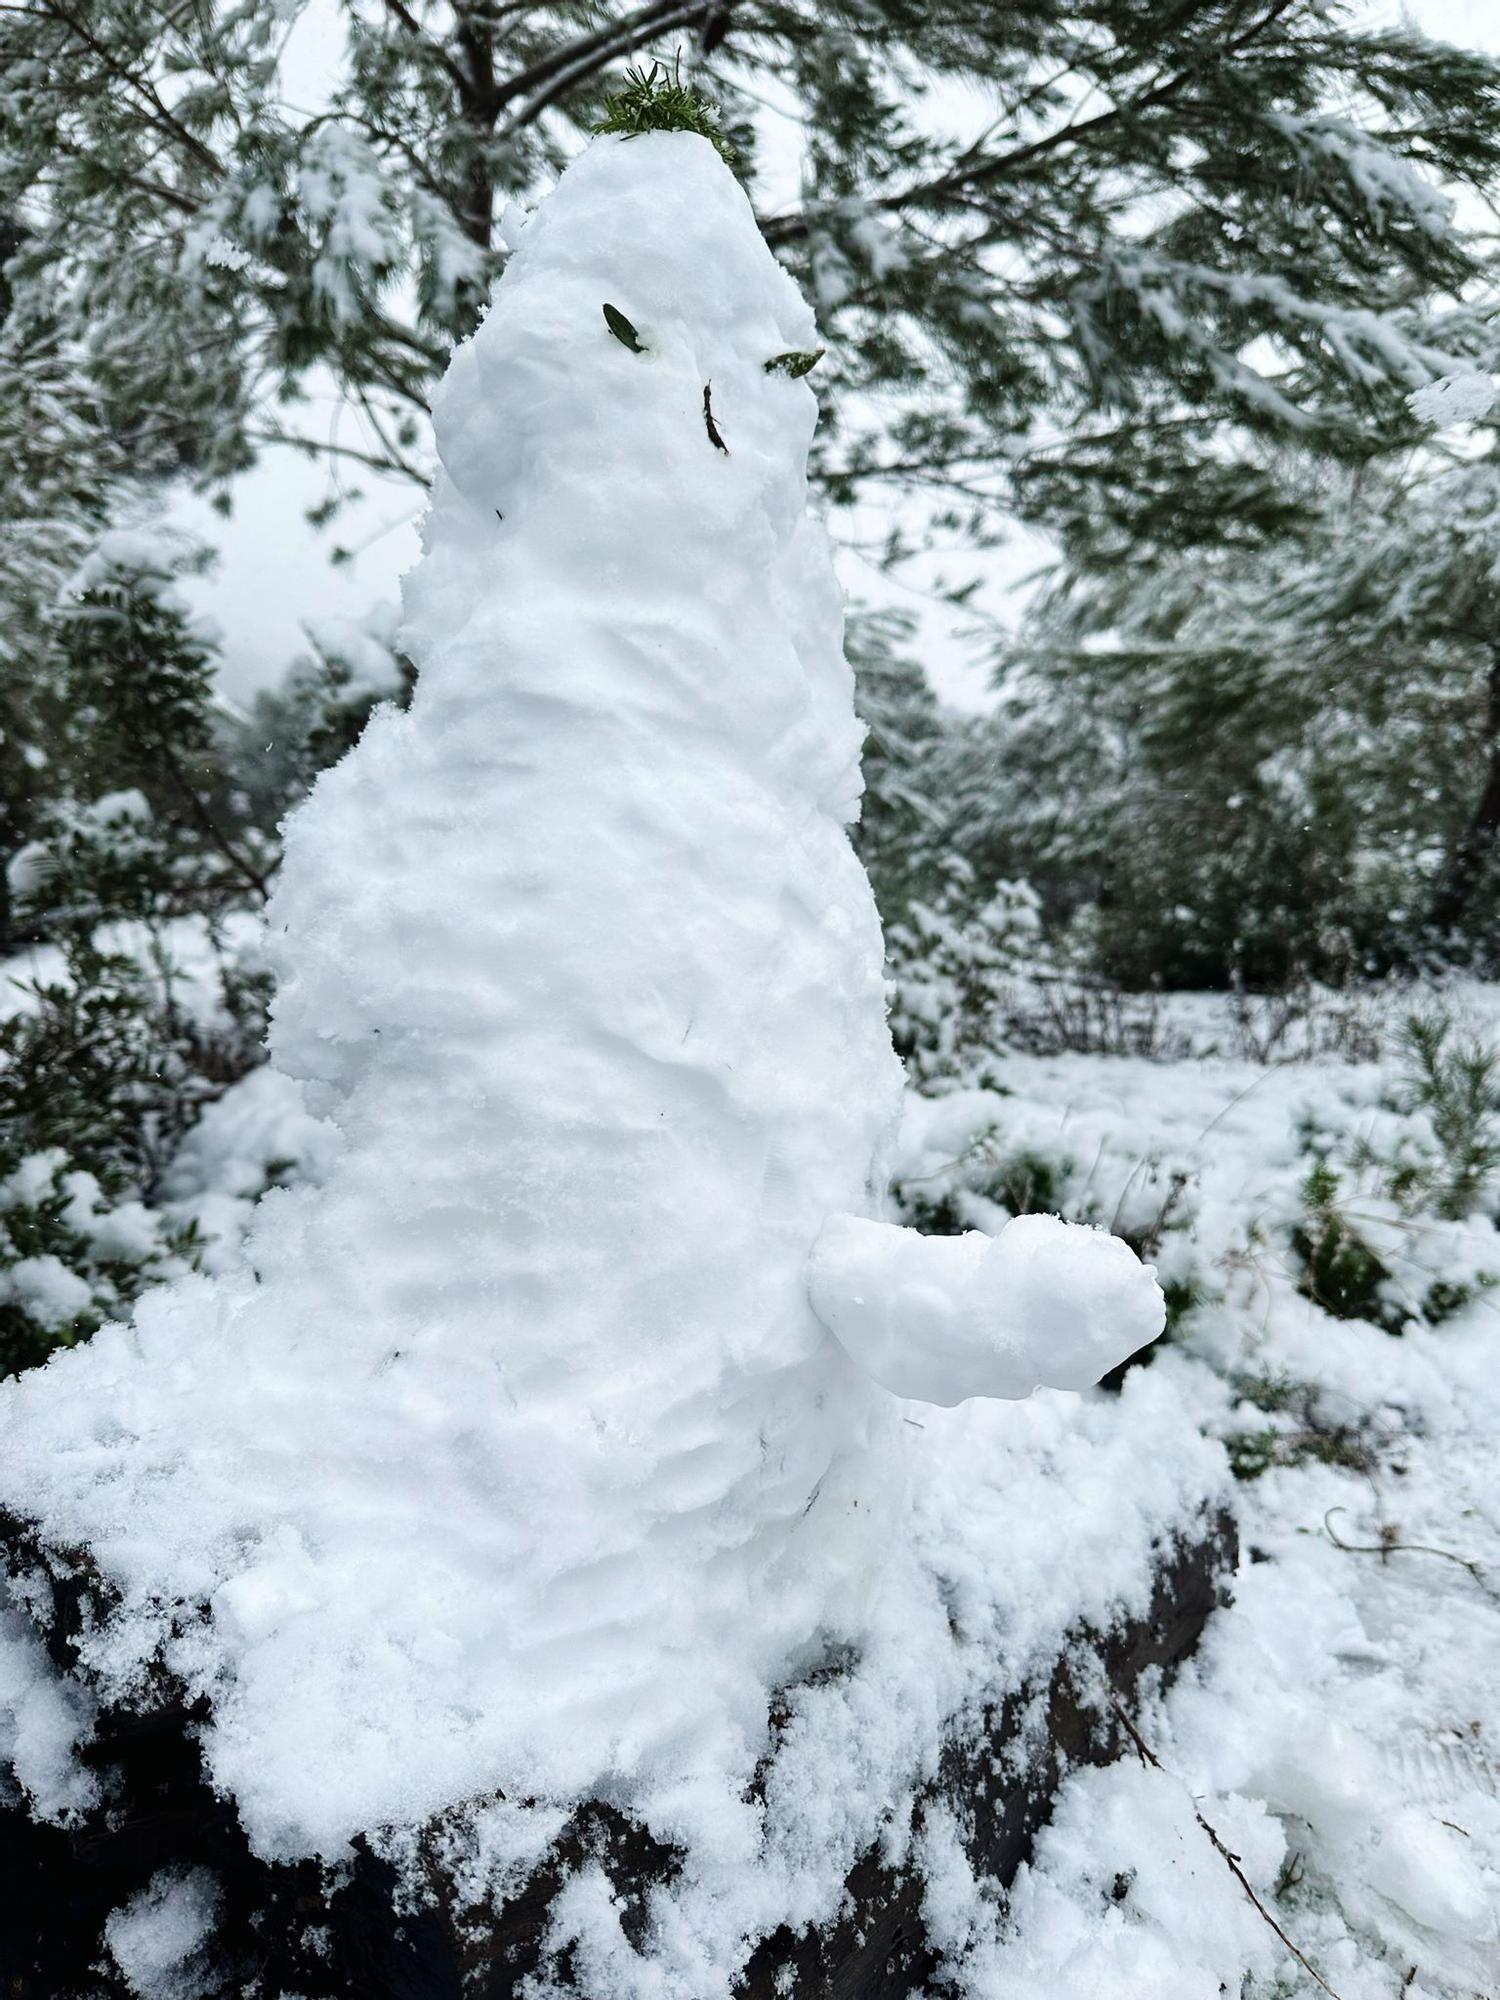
0,131,1164,1876
0,131,906,1859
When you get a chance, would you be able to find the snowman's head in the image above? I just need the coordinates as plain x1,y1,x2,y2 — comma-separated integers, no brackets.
431,132,827,572
403,131,859,801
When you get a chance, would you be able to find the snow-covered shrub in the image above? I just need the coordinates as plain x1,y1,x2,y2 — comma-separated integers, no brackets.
1221,1364,1380,1483
12,534,275,943
1222,978,1384,1066
1279,1009,1500,1341
886,866,1042,1088
1002,965,1194,1062
0,927,275,1374
1385,1010,1500,1220
1289,1158,1404,1335
224,602,413,837
0,1147,187,1377
0,538,411,1372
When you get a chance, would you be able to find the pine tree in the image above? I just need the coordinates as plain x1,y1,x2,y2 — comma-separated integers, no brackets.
845,607,950,922
4,1,1500,537
0,940,209,1376
11,538,278,943
962,443,1500,986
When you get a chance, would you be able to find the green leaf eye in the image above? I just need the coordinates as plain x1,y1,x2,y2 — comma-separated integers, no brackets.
603,302,646,354
764,348,825,378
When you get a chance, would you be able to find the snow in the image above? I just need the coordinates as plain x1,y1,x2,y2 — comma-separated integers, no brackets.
0,1585,97,1824
884,999,1500,1993
6,113,1497,1996
915,1766,1284,1999
0,127,1165,1899
297,125,400,323
0,1254,92,1329
811,1211,1163,1404
7,787,153,900
159,1064,342,1273
103,1866,222,2000
1409,368,1497,425
301,603,404,699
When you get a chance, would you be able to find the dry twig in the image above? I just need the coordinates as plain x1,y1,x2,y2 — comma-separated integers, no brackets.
1323,1507,1500,1604
1109,1698,1346,2000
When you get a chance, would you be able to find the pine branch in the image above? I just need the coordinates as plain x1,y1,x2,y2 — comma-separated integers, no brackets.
497,3,713,137
376,0,474,100
761,0,1303,245
491,0,708,112
34,0,226,177
122,718,272,905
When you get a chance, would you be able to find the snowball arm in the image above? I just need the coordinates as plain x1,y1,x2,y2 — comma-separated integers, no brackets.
809,1212,1166,1407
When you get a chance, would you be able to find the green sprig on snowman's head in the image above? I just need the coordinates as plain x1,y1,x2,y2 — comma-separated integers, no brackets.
592,57,736,166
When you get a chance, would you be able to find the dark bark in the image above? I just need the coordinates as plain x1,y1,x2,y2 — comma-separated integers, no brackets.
0,1507,1235,1998
1429,644,1500,943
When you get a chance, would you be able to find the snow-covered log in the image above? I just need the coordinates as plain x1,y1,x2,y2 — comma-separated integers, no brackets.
0,1503,1235,1997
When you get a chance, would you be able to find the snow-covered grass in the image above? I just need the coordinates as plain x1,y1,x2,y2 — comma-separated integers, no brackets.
898,986,1500,1995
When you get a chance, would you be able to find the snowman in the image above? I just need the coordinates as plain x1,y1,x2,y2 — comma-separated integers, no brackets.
0,124,1162,1862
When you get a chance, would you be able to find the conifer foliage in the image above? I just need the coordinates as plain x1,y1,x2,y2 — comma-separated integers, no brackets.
0,538,406,1373
5,0,1500,526
966,447,1500,986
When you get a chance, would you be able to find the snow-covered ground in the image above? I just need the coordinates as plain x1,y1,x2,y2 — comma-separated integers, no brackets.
896,989,1500,1996
7,975,1499,1995
7,29,1500,1983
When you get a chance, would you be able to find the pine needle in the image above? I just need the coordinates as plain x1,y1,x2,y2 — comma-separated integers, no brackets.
593,58,735,164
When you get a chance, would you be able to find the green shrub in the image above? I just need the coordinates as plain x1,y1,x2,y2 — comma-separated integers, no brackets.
1290,1159,1400,1332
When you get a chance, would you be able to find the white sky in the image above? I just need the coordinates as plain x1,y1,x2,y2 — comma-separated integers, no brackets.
183,0,1499,716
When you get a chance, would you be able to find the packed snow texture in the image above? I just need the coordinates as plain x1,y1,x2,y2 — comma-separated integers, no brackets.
0,130,1163,1869
811,1211,1163,1404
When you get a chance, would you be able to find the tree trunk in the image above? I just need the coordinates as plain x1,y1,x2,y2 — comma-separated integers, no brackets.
1429,643,1500,943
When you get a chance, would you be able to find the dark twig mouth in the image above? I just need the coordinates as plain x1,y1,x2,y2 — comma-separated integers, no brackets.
703,382,729,454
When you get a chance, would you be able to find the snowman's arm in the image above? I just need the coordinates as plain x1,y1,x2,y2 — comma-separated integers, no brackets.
808,1211,1165,1408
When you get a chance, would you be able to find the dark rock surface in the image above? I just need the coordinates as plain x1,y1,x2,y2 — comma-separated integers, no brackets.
0,1508,1236,1998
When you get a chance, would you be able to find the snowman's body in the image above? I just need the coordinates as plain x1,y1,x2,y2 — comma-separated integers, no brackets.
0,134,1159,1862
263,125,915,1737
